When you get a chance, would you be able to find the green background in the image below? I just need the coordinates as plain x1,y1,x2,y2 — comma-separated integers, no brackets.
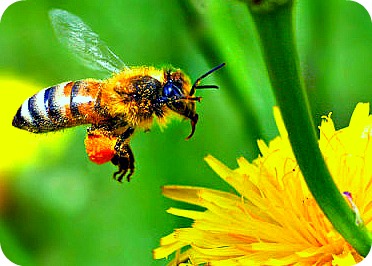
0,0,371,265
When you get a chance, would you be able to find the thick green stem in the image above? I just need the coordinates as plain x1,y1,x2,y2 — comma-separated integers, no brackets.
247,1,371,256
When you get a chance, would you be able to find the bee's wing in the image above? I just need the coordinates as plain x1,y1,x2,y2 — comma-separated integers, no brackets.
49,9,129,74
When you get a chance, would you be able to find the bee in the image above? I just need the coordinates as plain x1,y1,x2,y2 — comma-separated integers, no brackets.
12,9,225,182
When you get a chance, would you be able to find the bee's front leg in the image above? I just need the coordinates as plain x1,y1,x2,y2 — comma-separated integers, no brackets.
111,127,135,182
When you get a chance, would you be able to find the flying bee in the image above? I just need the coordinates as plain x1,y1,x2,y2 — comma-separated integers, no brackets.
12,9,225,182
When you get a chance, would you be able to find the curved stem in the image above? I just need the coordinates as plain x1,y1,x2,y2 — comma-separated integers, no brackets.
247,0,371,256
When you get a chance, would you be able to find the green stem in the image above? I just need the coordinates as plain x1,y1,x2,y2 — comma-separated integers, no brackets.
247,0,371,256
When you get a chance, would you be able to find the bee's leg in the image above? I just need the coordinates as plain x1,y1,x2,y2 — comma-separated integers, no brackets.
111,127,135,182
111,145,134,182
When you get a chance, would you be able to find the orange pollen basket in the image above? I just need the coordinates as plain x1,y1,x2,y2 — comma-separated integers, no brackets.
84,134,117,164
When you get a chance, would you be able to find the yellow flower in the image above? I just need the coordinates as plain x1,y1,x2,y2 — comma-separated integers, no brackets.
153,103,372,265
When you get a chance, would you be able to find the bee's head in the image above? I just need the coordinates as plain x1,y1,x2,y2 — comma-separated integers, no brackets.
161,63,225,139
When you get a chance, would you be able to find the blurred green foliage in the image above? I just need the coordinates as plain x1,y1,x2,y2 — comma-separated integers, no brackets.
0,0,371,265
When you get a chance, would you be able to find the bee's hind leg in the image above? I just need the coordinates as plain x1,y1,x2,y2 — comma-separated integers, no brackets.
111,145,134,182
111,127,135,182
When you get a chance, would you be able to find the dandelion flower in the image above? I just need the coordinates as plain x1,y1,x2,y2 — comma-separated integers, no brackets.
153,103,372,265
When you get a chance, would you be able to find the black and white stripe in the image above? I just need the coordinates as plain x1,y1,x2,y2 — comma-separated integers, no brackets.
70,82,82,118
13,81,96,133
12,82,71,133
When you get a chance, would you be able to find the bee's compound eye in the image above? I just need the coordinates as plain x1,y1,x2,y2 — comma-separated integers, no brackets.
162,81,182,98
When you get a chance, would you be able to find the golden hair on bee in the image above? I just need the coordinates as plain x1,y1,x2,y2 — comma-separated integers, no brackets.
12,8,225,182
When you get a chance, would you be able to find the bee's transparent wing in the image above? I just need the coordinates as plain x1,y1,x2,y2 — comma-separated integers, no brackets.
49,9,128,73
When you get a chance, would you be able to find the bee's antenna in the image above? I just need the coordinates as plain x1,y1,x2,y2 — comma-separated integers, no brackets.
195,85,219,90
190,63,225,96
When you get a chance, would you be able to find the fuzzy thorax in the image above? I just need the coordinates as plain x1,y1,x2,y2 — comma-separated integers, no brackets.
102,66,193,130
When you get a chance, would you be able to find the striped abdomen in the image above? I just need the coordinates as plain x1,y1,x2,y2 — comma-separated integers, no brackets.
12,80,103,133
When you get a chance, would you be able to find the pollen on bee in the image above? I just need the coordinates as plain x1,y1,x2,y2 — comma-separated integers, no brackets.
84,133,117,165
